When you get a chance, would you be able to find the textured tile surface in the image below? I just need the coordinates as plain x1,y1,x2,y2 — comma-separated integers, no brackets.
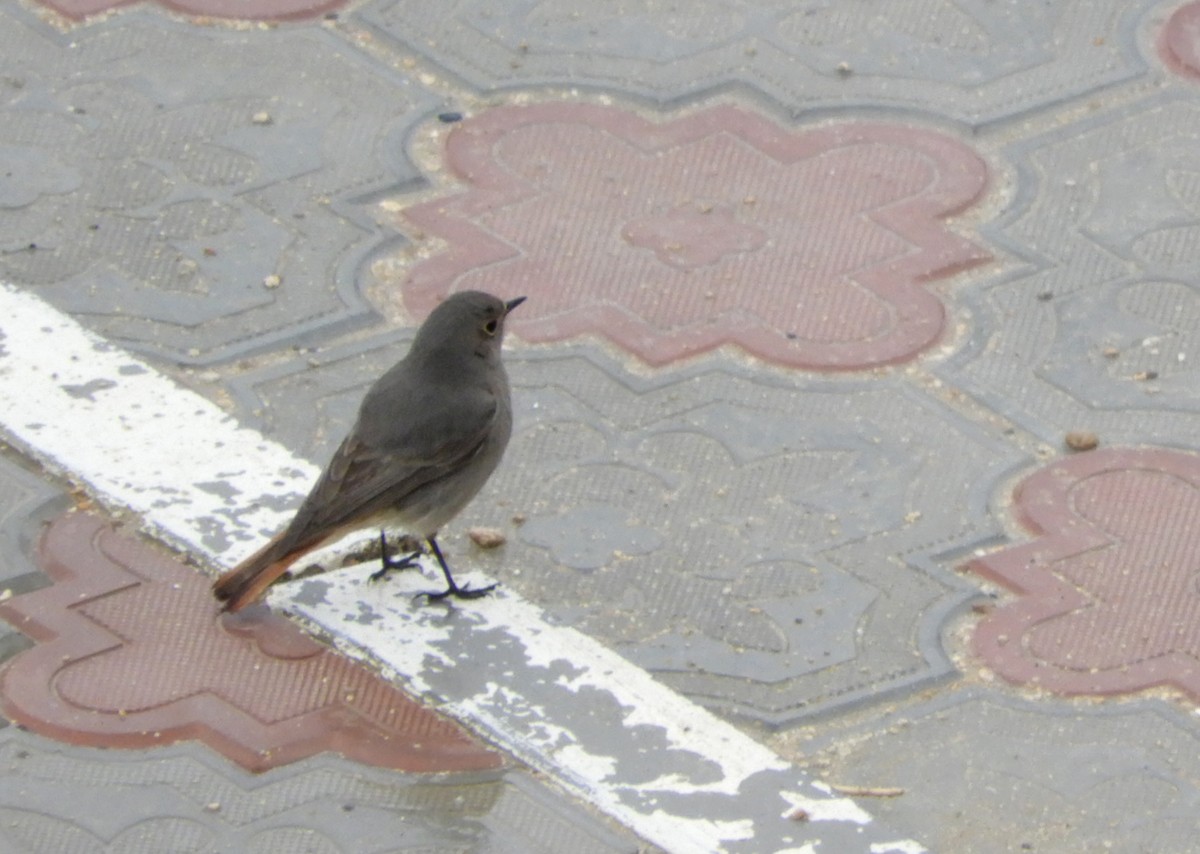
0,9,437,365
0,729,639,854
399,103,989,369
941,93,1200,448
970,446,1200,700
0,511,500,773
0,452,63,591
0,451,66,670
793,688,1200,854
358,0,1155,126
36,0,346,22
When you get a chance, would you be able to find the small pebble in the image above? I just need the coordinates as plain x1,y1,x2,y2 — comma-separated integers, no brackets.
468,527,506,548
1064,431,1099,452
263,274,282,289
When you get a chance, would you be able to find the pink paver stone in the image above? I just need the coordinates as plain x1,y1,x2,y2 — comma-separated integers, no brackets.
403,103,990,370
38,0,344,22
1160,1,1200,79
969,447,1200,701
0,511,500,773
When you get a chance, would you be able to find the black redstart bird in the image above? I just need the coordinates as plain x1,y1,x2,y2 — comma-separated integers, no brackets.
213,290,524,612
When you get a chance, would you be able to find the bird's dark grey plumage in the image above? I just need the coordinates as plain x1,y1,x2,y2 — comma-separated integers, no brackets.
213,290,524,611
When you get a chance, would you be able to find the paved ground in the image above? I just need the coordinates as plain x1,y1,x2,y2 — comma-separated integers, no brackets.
3,0,1200,851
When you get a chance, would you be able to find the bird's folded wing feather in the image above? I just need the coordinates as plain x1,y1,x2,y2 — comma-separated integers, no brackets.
273,380,499,554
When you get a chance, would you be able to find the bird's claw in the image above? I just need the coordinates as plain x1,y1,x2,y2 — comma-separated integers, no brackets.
369,532,423,583
415,581,498,602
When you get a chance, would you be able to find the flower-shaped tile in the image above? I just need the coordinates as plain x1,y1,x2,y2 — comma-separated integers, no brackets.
401,103,989,371
970,447,1200,700
0,511,500,773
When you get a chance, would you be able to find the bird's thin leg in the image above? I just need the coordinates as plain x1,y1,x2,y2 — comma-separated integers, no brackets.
368,529,423,583
417,535,497,601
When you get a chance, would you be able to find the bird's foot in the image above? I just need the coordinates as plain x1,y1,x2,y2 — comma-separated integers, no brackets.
414,536,496,602
368,531,423,583
368,552,422,583
416,581,498,602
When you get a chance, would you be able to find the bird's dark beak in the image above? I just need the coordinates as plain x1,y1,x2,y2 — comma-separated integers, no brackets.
504,296,527,315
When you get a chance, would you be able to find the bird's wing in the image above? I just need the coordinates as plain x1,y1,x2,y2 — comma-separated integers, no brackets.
274,380,499,554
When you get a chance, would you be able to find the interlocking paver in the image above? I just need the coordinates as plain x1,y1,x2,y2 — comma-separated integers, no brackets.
230,336,1023,725
940,92,1200,449
787,687,1200,854
0,729,639,853
970,446,1200,700
0,7,438,366
0,510,500,773
400,102,989,370
0,452,64,670
0,452,63,592
357,0,1155,127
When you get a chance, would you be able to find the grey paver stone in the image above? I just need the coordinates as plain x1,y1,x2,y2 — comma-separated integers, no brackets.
943,93,1200,448
792,687,1200,854
0,449,67,670
0,7,440,366
0,728,645,853
358,0,1155,127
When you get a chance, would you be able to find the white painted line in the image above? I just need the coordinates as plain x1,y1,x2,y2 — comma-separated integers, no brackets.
0,287,314,563
0,283,925,854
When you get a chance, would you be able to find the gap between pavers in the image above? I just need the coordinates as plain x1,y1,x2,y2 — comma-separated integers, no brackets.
0,282,926,854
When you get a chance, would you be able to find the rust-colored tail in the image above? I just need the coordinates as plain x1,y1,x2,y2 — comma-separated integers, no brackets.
212,532,316,612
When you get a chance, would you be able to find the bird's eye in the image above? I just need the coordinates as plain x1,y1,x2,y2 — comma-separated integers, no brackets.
483,319,499,336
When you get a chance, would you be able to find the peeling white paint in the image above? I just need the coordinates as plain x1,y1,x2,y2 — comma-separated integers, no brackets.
781,789,873,825
411,568,793,791
0,283,927,854
625,771,725,795
554,743,619,782
639,813,756,848
0,284,313,563
870,842,928,854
